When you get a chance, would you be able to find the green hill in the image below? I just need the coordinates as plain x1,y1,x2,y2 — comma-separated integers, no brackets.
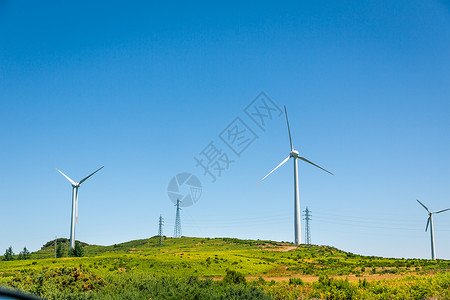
1,237,450,299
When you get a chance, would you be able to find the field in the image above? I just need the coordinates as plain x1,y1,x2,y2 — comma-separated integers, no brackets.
1,237,450,299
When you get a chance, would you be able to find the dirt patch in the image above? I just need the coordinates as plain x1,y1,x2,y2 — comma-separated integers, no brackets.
264,246,297,252
248,273,420,283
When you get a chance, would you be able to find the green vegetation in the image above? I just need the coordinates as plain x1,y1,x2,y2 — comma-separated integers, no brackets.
3,246,14,261
68,241,85,258
1,237,449,299
223,269,247,285
17,247,31,260
56,242,64,258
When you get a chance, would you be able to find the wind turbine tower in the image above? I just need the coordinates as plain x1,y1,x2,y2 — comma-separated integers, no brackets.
417,200,450,260
158,215,164,245
174,199,182,238
303,207,312,245
258,106,333,245
56,166,104,249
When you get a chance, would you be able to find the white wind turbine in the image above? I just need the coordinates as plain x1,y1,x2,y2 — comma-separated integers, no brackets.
417,199,450,260
258,106,333,245
56,166,104,249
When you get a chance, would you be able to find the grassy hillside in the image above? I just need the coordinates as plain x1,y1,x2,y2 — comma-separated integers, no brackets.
1,237,450,299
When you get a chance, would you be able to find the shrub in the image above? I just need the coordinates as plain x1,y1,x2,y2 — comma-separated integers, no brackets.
289,277,304,286
56,242,64,258
68,241,84,257
223,269,246,285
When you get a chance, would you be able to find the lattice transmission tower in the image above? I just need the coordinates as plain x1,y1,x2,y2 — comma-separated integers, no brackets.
303,207,312,245
174,199,182,238
158,215,164,245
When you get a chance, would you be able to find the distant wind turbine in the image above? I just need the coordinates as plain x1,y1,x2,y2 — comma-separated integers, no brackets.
258,106,333,245
417,199,450,260
57,166,104,249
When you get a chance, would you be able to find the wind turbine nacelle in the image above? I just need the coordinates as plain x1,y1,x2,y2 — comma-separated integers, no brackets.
291,150,299,156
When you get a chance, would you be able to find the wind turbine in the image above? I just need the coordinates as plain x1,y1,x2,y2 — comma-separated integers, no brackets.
56,166,104,249
258,106,333,245
417,199,450,260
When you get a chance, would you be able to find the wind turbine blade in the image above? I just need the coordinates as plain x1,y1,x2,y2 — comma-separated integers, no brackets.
56,168,77,185
257,156,291,184
284,106,294,151
426,216,430,232
434,208,450,214
417,199,430,213
79,166,104,185
297,156,334,175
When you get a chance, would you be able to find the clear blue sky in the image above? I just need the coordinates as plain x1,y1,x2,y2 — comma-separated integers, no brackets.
1,1,449,259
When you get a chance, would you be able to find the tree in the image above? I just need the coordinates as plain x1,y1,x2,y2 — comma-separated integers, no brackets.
56,242,64,258
3,246,14,261
68,241,84,257
18,247,31,260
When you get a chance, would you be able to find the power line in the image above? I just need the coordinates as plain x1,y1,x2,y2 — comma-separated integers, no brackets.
168,209,450,235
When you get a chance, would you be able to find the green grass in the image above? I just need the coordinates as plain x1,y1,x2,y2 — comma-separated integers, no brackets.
1,236,449,299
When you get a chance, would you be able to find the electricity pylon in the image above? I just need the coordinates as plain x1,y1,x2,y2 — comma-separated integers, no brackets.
158,215,164,245
174,199,182,238
303,207,312,245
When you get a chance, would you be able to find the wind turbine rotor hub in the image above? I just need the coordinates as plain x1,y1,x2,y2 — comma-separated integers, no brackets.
291,150,299,157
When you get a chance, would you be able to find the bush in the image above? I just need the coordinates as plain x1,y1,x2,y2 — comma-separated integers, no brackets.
56,243,64,258
289,277,304,286
4,269,271,300
68,241,84,257
222,269,246,285
6,267,106,299
310,275,360,299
